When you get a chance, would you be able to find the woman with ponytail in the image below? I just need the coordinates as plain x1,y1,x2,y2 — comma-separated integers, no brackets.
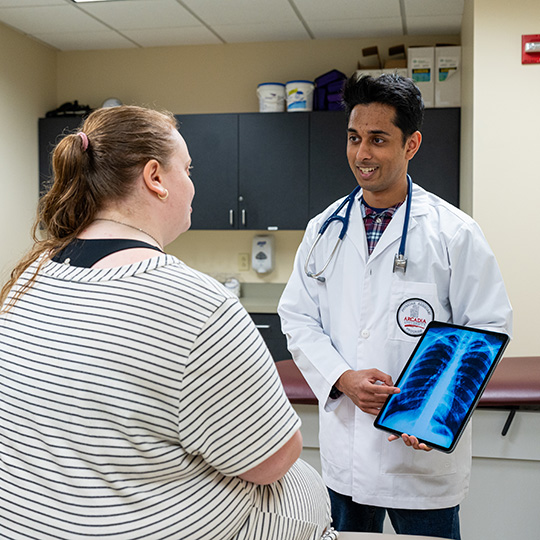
0,106,335,540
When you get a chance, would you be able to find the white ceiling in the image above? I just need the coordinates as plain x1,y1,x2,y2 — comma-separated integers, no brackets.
0,0,464,52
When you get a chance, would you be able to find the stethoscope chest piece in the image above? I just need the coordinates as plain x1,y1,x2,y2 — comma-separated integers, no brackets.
393,253,408,273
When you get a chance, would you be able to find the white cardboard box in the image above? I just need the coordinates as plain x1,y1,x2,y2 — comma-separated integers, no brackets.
408,46,435,108
354,68,383,80
435,46,461,107
381,67,408,78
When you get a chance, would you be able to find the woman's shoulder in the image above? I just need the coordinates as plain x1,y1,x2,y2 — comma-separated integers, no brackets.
159,255,239,304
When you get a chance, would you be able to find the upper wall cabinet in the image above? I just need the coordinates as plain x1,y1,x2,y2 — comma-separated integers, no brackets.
309,111,357,218
177,113,239,229
178,112,309,230
308,109,460,217
178,110,460,230
38,116,84,196
408,108,460,207
238,113,309,230
39,109,460,230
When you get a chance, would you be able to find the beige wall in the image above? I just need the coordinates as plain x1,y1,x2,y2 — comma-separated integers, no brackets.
0,24,56,282
469,0,540,356
55,33,459,288
57,35,459,114
1,4,538,356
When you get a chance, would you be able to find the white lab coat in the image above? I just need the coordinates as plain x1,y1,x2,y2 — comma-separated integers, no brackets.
278,182,512,510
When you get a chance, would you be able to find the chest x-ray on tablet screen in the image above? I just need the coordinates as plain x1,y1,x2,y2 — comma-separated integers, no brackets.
374,321,509,453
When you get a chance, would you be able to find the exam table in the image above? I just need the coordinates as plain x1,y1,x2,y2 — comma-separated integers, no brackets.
276,356,540,433
276,356,540,540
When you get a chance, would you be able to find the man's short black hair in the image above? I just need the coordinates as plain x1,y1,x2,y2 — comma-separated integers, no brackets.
341,73,425,143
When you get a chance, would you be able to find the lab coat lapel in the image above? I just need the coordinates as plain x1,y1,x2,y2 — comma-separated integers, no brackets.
343,192,369,263
367,183,428,263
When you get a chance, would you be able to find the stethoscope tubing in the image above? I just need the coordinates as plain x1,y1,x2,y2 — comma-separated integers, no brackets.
304,176,413,281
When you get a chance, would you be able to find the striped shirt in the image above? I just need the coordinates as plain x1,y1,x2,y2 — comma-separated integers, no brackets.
0,255,330,539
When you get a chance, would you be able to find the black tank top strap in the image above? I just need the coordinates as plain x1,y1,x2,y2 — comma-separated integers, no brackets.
52,238,163,268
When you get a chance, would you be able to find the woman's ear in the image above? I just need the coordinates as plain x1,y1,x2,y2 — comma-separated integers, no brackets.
405,131,422,161
142,159,168,199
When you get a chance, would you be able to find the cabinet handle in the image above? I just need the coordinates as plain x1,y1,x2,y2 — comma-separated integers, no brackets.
255,324,271,329
229,209,234,226
241,209,246,226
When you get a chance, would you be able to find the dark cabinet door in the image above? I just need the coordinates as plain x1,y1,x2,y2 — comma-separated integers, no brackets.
238,113,310,230
177,114,239,229
308,108,461,217
408,108,460,207
309,110,356,218
250,313,290,362
39,116,84,196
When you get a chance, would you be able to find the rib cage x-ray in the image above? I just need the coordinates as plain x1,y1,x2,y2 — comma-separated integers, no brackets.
375,324,508,451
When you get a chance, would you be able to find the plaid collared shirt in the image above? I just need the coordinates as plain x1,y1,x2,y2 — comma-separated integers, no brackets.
360,198,403,255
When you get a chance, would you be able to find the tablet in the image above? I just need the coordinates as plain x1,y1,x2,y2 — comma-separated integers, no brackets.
374,321,510,453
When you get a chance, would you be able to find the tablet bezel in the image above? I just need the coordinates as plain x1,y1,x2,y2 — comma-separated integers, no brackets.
373,320,510,453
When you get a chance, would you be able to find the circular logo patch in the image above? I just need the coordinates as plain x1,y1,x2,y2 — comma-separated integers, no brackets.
397,298,434,336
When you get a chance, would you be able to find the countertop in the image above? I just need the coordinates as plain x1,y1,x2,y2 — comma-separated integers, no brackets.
238,283,285,313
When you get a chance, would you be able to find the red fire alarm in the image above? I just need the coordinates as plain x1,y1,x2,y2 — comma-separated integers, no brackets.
522,34,540,64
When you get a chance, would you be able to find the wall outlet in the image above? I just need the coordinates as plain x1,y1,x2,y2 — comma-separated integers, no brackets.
238,253,250,271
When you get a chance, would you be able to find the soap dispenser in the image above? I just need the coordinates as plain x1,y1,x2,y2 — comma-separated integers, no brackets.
251,235,274,274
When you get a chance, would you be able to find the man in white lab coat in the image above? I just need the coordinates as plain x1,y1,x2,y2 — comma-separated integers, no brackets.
278,73,512,539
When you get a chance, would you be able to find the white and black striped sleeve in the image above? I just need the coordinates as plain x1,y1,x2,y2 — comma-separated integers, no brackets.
178,297,301,477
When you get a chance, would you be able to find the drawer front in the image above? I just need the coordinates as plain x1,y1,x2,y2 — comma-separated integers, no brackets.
250,313,291,362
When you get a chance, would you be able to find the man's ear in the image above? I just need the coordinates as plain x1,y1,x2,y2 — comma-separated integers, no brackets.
405,131,422,161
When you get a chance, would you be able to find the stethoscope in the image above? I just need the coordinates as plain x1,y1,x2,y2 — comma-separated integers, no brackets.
304,175,413,282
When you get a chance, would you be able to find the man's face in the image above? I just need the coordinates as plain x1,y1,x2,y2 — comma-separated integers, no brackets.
346,103,421,207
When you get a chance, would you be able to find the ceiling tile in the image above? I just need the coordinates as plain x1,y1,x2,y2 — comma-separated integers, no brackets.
294,0,401,20
0,0,466,51
0,5,107,34
406,15,462,35
405,0,464,17
181,0,300,25
0,1,64,6
122,26,221,47
211,21,309,43
33,30,137,51
309,17,403,40
78,0,201,30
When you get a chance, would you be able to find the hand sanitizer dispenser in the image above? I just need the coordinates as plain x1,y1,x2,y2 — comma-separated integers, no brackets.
252,235,274,274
